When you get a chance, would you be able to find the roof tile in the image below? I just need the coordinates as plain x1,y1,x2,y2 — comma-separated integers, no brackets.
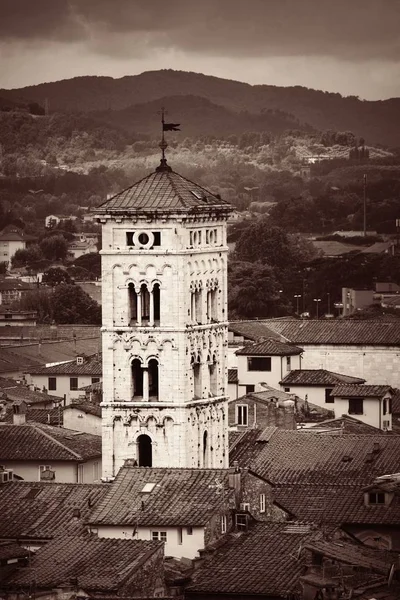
281,369,365,386
96,168,231,214
236,338,303,356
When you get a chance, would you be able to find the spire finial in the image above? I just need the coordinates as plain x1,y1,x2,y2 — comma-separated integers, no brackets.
156,108,180,172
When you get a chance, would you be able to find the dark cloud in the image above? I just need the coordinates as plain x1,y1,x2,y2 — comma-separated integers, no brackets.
1,0,400,61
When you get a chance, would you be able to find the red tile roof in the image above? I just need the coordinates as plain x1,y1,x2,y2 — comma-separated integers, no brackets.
0,423,101,461
88,465,235,527
229,320,284,342
0,481,107,540
96,168,231,214
306,415,388,434
236,338,303,356
0,384,61,406
6,534,162,593
28,353,102,376
263,319,400,346
2,405,63,426
281,369,365,386
274,483,400,526
187,522,315,596
230,428,400,485
332,384,392,397
0,278,35,291
65,402,101,418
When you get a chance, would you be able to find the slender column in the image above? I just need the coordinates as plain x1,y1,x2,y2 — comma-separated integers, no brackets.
143,368,149,401
149,290,154,326
137,292,142,326
207,291,211,323
191,293,196,324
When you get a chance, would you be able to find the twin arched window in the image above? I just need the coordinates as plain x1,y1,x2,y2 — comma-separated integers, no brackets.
129,282,160,325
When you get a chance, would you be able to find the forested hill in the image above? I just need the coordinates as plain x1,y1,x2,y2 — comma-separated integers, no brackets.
1,70,400,146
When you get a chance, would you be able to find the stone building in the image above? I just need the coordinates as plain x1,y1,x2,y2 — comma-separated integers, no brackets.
95,155,232,478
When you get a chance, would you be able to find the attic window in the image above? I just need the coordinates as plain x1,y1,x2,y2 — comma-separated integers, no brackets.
141,482,156,493
368,492,386,505
24,488,42,499
76,356,84,365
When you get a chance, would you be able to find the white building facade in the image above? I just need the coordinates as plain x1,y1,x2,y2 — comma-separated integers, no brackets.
96,158,232,478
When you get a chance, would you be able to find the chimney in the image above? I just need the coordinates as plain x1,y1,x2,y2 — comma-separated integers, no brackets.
228,461,244,507
12,401,27,425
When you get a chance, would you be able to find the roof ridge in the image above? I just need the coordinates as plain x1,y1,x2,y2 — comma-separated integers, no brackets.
31,424,83,460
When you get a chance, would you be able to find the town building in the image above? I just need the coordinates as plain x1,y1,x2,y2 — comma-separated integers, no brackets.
87,461,286,559
2,534,165,599
0,403,101,482
0,277,36,305
330,383,393,430
0,479,107,549
95,154,232,477
0,307,37,326
235,338,303,394
63,401,101,435
228,387,332,431
68,233,98,259
26,354,102,404
0,226,36,268
280,368,365,408
230,319,400,387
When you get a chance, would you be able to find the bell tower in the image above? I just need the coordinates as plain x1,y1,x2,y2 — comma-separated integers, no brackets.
96,154,232,478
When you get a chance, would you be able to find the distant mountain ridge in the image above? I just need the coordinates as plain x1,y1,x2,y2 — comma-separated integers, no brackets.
1,69,400,145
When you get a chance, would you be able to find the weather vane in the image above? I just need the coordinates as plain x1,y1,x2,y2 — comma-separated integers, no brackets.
156,108,180,171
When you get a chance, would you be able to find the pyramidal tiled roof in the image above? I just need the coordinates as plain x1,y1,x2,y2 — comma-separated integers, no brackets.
96,165,231,214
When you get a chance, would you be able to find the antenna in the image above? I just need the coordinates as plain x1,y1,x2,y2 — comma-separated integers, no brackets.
363,173,367,237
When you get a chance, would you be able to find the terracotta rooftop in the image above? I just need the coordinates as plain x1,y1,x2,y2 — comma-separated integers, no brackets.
0,278,35,291
236,338,303,356
28,353,102,376
88,466,235,527
0,423,101,461
65,401,101,418
6,533,162,593
281,369,365,386
274,483,400,526
96,167,231,214
2,405,63,426
187,522,315,597
306,415,388,435
263,318,400,346
332,384,392,398
0,481,107,540
229,320,285,342
229,428,400,485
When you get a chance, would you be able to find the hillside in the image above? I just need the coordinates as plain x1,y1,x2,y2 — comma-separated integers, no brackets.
1,70,400,146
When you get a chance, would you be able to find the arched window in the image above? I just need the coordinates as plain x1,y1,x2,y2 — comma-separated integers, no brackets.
137,434,152,467
209,355,218,397
203,430,209,468
193,357,201,399
153,283,160,323
195,289,202,324
131,359,143,398
140,283,150,322
148,359,159,400
128,283,137,324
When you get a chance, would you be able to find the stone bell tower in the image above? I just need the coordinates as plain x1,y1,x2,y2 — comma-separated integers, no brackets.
96,151,232,478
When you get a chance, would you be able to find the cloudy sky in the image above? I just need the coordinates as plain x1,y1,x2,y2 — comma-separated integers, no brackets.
1,0,399,99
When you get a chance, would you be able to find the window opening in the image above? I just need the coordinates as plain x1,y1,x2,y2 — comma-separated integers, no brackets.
368,492,385,505
203,430,209,468
140,284,150,322
148,359,159,400
153,283,160,322
128,283,137,323
237,404,248,426
70,377,78,391
247,357,271,371
193,360,201,399
138,434,152,467
325,388,334,403
48,377,57,391
132,359,143,398
349,398,363,415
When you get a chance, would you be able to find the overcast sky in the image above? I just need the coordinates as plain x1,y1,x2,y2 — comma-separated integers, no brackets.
1,0,399,99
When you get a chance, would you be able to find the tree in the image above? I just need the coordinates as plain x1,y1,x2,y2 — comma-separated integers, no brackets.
228,261,290,319
51,284,101,324
39,235,69,261
0,262,7,275
73,253,101,279
42,267,72,287
12,245,43,268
